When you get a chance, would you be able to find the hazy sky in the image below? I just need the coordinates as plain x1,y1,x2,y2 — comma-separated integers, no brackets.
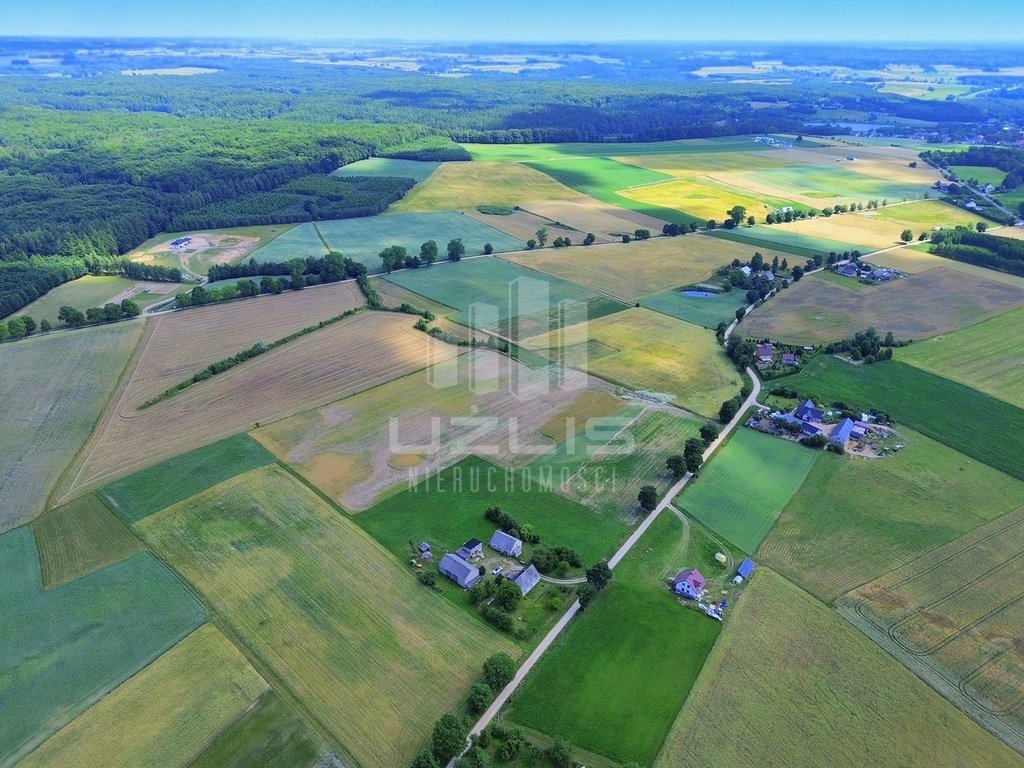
6,0,1023,42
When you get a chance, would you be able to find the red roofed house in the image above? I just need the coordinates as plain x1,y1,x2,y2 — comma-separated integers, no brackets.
673,568,707,599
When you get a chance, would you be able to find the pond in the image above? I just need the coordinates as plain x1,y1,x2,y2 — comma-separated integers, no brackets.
680,290,720,298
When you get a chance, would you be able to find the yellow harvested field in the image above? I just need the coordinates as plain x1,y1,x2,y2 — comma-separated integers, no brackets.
523,307,741,417
58,310,458,499
618,177,779,223
138,466,517,768
520,197,668,238
20,624,267,768
767,214,910,249
872,245,1024,287
254,350,618,510
466,208,613,245
391,161,578,211
503,234,787,302
991,226,1024,241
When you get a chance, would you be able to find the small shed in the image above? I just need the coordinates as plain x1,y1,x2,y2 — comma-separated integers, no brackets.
737,558,755,579
456,538,483,560
510,564,541,596
418,541,432,554
489,530,523,558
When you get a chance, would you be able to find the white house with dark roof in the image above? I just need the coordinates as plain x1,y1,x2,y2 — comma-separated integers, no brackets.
439,553,481,590
489,530,523,558
510,564,540,596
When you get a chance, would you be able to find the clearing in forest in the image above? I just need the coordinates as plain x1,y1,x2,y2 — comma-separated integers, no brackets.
655,570,1022,768
676,428,818,552
741,266,1024,345
136,465,517,768
837,506,1024,755
758,428,1024,602
0,321,143,531
59,308,455,498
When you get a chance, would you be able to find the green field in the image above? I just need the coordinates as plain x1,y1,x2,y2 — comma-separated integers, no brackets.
331,157,439,182
247,222,329,262
189,691,329,768
256,211,526,273
759,428,1024,601
357,456,629,576
780,356,1024,482
897,307,1024,408
13,275,144,325
136,465,516,768
382,255,626,331
19,624,268,768
0,322,143,531
737,163,930,204
463,136,782,164
30,493,142,588
0,528,207,766
639,288,743,328
709,225,874,259
870,198,990,231
510,512,725,766
677,428,819,552
101,434,276,524
655,569,1023,768
950,164,1007,187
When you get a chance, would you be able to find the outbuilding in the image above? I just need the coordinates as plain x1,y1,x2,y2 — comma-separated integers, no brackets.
509,564,541,596
489,530,523,558
830,417,855,447
456,538,483,560
439,553,481,590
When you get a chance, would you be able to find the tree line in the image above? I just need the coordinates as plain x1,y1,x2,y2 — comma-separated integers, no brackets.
930,226,1024,276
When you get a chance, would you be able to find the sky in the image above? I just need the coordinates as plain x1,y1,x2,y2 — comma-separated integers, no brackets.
4,0,1023,43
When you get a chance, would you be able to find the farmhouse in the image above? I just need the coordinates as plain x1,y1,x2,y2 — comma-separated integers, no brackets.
836,263,860,278
673,568,706,599
489,530,523,558
456,538,484,560
439,553,481,590
739,265,753,277
509,564,541,596
829,417,855,447
868,268,894,282
756,343,775,363
793,399,823,423
782,353,798,366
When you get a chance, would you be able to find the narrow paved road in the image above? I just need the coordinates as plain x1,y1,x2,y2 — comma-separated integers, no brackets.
448,368,761,764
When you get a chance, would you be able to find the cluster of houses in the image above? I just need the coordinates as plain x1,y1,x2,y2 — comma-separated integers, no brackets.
834,261,899,282
753,136,793,149
755,342,799,368
436,530,540,596
739,265,775,281
169,236,192,250
671,558,756,622
764,398,873,450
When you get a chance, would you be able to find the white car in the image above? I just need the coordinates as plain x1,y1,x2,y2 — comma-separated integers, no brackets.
492,566,503,575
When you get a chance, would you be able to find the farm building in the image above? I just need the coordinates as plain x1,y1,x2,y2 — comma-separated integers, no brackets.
456,538,484,560
759,270,775,282
836,263,859,278
170,237,192,249
794,400,823,423
731,557,756,584
489,530,523,558
418,541,431,554
439,553,481,590
852,421,872,440
509,564,541,596
739,265,753,277
800,421,822,438
771,412,802,429
756,343,774,363
673,568,706,600
830,417,855,447
782,353,798,366
869,268,894,282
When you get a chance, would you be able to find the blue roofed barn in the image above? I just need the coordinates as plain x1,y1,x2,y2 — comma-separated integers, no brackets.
439,553,481,590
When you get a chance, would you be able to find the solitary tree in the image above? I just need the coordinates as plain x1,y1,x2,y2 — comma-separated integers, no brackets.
467,683,493,714
583,233,596,246
21,315,37,334
410,749,441,768
684,437,705,474
547,738,575,768
747,215,756,227
483,242,493,254
447,237,465,261
790,265,804,281
638,485,658,511
420,240,438,266
578,583,598,610
483,652,516,692
379,245,407,273
900,229,913,243
633,228,651,240
535,227,548,247
586,561,613,591
719,397,740,424
526,239,537,250
700,422,720,444
666,454,687,478
39,319,52,333
977,222,988,232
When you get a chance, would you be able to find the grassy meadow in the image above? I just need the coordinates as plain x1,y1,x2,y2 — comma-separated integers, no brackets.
758,428,1024,601
897,307,1024,408
639,287,743,328
30,493,142,587
502,234,788,303
247,222,328,262
780,356,1024,482
676,428,818,552
741,267,1024,345
950,164,1007,187
655,569,1024,768
709,225,874,259
136,465,517,768
357,456,629,571
331,156,439,181
14,275,145,325
391,161,577,211
19,625,268,768
0,321,143,531
524,307,741,418
101,434,276,523
0,528,207,766
510,512,724,766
